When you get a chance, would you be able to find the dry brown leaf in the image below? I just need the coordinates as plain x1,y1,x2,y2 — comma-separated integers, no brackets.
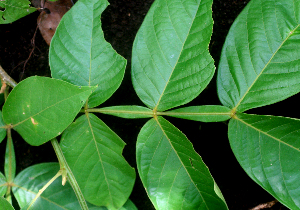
37,0,73,45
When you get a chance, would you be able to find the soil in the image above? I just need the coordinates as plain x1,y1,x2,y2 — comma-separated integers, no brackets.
0,0,298,209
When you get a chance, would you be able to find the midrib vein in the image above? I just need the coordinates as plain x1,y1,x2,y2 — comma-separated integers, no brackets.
12,89,90,127
86,114,113,204
234,24,300,111
155,116,209,209
154,2,199,111
235,115,300,152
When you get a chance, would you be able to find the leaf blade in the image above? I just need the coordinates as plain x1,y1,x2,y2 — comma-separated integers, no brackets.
49,0,126,108
132,0,214,111
12,163,82,210
0,110,7,144
60,113,135,210
217,0,300,112
2,76,95,146
137,117,228,209
0,172,7,197
229,113,300,209
0,0,36,24
0,196,14,210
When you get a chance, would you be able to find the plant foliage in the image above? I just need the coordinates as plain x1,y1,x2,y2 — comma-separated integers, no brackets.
1,0,300,209
0,0,36,24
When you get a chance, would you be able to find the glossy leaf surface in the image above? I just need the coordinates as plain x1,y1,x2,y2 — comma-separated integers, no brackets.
132,0,214,111
2,76,95,146
0,110,6,144
12,163,83,209
0,172,7,196
217,0,300,112
96,106,153,119
137,117,228,210
0,0,36,24
49,0,126,108
60,113,135,210
87,199,137,210
164,105,231,122
0,196,14,210
229,113,300,209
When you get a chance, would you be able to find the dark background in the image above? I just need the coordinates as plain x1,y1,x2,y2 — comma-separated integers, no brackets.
1,0,299,209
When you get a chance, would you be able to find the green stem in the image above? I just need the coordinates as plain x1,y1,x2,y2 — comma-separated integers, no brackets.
51,138,89,210
4,128,16,204
85,108,153,116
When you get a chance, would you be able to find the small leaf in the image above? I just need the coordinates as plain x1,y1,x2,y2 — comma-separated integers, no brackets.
132,0,214,111
2,76,96,146
0,196,14,210
60,113,135,210
229,113,300,209
0,172,7,196
217,0,300,112
12,163,82,209
164,105,231,122
96,106,153,119
49,0,126,108
0,0,36,24
0,110,6,144
137,117,228,209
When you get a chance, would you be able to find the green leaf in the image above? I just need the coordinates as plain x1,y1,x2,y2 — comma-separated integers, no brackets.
217,0,300,113
0,111,7,144
137,117,228,210
0,196,14,210
0,172,7,197
2,76,96,146
49,0,126,108
12,163,83,209
60,113,135,210
163,105,231,122
87,199,137,210
229,113,300,209
0,0,36,24
132,0,214,112
95,106,153,119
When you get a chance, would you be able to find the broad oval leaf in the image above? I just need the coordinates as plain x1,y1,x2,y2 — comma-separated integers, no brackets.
0,110,7,144
132,0,214,112
163,105,231,122
12,163,83,209
0,0,36,24
0,196,14,210
2,76,96,146
60,113,135,210
137,116,228,210
217,0,300,112
49,0,126,108
229,113,300,209
96,105,153,119
0,171,7,197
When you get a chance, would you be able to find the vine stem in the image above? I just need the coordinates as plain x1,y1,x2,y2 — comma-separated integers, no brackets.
51,138,89,210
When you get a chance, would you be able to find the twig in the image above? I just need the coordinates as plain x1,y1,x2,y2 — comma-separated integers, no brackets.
249,200,278,210
0,64,17,88
20,23,40,80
